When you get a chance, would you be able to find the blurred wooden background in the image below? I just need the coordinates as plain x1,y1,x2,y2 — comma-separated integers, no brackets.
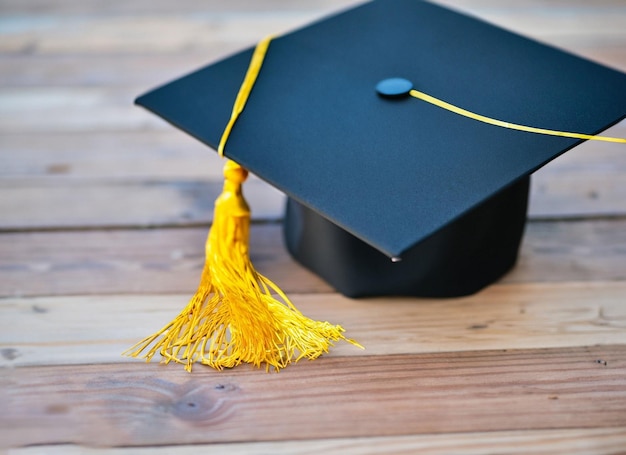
1,0,625,453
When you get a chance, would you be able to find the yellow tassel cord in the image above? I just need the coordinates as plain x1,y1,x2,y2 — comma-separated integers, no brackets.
218,34,273,158
125,36,360,371
409,89,626,144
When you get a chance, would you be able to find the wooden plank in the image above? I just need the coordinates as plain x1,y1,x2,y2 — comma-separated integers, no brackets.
2,122,624,179
1,125,625,229
1,0,624,15
0,224,330,298
3,27,624,62
0,154,624,230
1,2,624,56
1,219,625,298
1,345,625,448
0,0,364,15
0,178,285,231
0,131,220,180
5,88,624,137
0,6,363,56
0,87,164,134
2,46,625,88
0,16,297,55
8,428,626,455
0,54,231,88
1,282,625,367
529,123,626,218
435,4,626,42
0,124,624,228
513,219,626,283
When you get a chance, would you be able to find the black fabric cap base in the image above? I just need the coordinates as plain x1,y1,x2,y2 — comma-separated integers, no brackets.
285,177,529,297
135,0,626,297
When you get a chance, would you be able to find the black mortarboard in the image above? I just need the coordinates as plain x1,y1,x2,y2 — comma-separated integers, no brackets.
135,0,626,298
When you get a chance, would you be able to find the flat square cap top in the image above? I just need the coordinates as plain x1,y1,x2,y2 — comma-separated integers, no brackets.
136,0,626,258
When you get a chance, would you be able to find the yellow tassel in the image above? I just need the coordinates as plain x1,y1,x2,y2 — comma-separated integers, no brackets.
124,160,360,371
125,35,360,371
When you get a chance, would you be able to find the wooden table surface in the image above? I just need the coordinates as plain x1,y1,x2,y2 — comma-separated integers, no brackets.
1,0,626,453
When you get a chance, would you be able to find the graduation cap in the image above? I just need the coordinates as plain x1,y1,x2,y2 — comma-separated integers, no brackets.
126,0,626,371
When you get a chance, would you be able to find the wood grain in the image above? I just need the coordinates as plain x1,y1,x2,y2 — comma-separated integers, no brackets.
1,282,625,367
1,0,624,56
0,224,330,297
2,127,625,230
1,134,625,231
0,131,220,180
9,428,626,455
0,178,285,230
1,0,624,231
0,0,362,14
1,0,625,452
1,147,625,231
2,345,625,448
8,126,624,180
1,219,625,298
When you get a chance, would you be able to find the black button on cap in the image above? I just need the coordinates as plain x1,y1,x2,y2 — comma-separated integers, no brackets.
376,78,413,98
